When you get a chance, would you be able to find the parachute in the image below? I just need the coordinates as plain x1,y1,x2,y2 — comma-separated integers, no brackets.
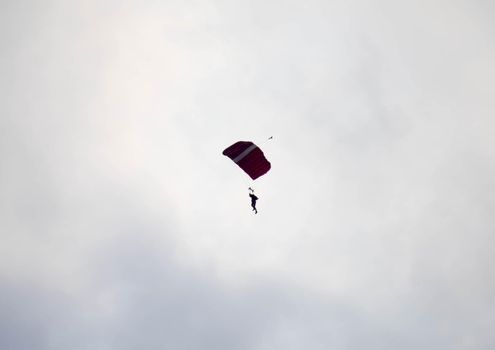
222,141,271,180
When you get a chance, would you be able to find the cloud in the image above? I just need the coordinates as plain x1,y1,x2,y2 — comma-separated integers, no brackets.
1,0,494,349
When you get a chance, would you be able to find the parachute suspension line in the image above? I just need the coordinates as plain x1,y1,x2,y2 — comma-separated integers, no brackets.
242,172,252,190
254,136,272,191
245,178,252,189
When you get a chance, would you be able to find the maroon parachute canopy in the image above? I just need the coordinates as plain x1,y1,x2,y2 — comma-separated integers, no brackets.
223,141,271,180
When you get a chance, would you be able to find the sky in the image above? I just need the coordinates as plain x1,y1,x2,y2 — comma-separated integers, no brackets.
1,0,494,349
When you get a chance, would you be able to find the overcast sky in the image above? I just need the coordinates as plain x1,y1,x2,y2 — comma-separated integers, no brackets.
1,0,494,349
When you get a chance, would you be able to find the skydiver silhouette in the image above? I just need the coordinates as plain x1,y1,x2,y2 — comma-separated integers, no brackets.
249,188,258,214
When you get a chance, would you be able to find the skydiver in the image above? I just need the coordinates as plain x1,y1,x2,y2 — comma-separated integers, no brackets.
249,188,258,214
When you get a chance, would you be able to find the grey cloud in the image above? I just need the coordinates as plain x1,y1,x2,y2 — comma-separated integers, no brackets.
4,234,490,350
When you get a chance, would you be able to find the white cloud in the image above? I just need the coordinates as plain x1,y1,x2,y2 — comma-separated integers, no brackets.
1,0,494,349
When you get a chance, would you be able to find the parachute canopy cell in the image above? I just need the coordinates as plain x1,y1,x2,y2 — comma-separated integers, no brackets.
223,141,271,180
